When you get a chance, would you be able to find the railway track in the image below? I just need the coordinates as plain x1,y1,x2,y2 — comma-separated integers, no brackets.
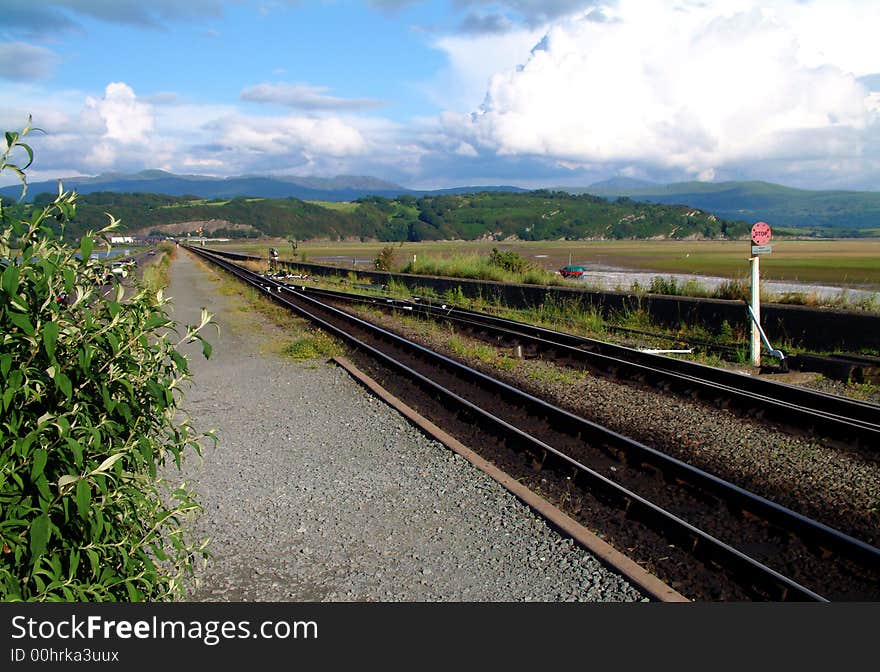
260,282,880,451
193,247,880,383
185,245,880,601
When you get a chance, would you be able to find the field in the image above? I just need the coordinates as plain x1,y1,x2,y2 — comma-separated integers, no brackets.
210,238,880,290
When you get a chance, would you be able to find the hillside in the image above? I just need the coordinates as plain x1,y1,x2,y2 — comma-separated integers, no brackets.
574,180,880,230
4,171,879,231
9,190,750,242
0,169,527,203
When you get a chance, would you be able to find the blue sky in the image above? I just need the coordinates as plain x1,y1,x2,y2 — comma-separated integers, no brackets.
2,0,879,190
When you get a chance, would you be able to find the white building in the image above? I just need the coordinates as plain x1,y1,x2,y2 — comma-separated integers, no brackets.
109,236,134,244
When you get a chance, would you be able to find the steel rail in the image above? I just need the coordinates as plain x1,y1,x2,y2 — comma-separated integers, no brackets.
286,283,880,448
189,245,880,600
190,245,880,568
187,245,833,601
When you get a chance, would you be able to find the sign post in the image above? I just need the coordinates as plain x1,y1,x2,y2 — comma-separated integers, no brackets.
749,222,772,366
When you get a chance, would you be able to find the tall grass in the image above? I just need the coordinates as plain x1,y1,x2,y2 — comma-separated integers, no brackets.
400,252,562,286
141,242,176,294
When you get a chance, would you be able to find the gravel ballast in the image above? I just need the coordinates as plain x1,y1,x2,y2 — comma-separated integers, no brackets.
349,304,880,551
166,249,647,602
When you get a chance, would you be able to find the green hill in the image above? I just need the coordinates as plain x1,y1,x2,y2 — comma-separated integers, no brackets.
576,180,880,230
8,189,752,242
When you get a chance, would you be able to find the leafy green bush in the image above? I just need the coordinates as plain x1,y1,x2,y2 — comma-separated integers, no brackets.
488,247,532,274
0,121,214,601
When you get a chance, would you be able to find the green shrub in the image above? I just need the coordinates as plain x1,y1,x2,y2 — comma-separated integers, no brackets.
488,247,532,274
373,246,396,272
0,120,214,601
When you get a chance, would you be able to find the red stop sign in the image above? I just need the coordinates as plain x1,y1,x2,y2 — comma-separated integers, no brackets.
751,221,772,245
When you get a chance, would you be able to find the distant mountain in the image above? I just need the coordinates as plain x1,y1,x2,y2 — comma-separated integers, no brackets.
569,179,880,229
0,170,525,203
578,176,659,193
422,185,529,196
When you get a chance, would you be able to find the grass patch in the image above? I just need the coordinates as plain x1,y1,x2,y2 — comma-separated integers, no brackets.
305,200,359,212
446,335,498,364
281,330,344,361
141,242,175,294
400,251,563,286
190,253,344,360
526,363,586,385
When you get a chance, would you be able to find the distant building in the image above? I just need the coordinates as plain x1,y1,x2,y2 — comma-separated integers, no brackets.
109,236,134,244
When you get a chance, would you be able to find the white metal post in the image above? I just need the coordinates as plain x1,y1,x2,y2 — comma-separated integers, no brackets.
750,254,761,366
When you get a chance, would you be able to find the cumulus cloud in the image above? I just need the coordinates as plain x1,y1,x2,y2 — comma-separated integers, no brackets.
444,0,880,184
207,115,369,158
240,83,384,111
0,42,60,81
77,82,160,169
86,82,154,143
426,26,545,112
2,79,410,183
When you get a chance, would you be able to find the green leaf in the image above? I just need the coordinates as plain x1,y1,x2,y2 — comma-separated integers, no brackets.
201,339,212,359
30,514,50,558
43,321,59,360
0,353,11,379
79,235,94,261
19,142,34,170
75,479,91,519
66,438,83,468
30,448,48,482
86,549,99,577
55,372,72,399
7,311,34,336
90,453,123,475
35,474,52,503
1,263,18,295
9,293,28,312
170,350,187,372
2,387,14,413
63,267,75,293
69,550,80,580
57,474,78,490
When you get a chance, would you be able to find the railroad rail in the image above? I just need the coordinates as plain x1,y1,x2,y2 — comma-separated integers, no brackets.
189,247,880,445
261,282,880,451
185,245,880,602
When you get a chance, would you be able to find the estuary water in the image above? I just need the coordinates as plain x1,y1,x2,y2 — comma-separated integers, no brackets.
305,253,880,307
571,263,880,306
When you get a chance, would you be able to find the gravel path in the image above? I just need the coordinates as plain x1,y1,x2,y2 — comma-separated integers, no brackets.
165,249,646,602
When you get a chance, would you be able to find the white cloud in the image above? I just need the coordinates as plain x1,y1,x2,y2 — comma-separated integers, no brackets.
444,0,880,183
1,80,419,184
86,82,154,143
209,115,369,158
427,26,545,112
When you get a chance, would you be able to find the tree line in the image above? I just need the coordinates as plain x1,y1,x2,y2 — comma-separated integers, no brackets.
9,188,752,242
